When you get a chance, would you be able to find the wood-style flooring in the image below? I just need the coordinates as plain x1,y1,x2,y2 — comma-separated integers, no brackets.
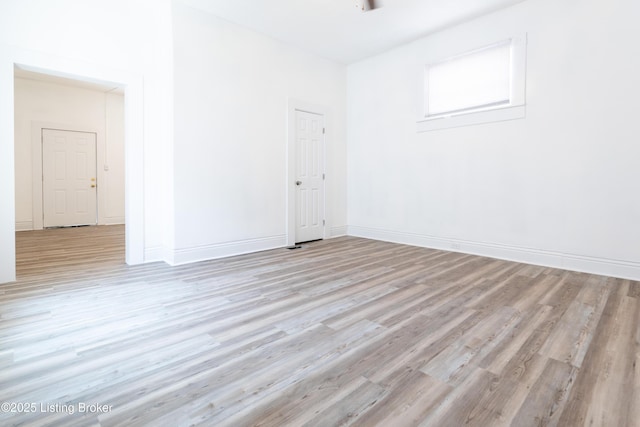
1,225,639,426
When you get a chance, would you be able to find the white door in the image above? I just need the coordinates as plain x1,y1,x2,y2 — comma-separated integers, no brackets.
295,110,325,243
42,129,97,228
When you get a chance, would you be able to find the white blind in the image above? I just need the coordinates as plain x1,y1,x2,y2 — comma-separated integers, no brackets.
426,41,511,116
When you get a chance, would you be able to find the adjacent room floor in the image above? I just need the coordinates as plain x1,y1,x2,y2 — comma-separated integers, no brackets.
1,226,638,426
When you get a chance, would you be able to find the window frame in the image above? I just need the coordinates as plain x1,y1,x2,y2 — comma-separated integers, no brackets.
417,34,527,132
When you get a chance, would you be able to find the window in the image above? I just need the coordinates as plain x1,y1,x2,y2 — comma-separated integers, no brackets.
418,34,526,132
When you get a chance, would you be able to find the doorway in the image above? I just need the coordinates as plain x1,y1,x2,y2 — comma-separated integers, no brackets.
0,54,146,284
14,72,125,268
42,129,98,228
294,110,325,243
286,99,328,247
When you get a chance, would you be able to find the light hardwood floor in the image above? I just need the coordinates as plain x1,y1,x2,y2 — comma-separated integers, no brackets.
2,225,639,426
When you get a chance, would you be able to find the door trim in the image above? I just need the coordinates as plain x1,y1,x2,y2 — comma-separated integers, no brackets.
32,124,100,230
286,99,328,247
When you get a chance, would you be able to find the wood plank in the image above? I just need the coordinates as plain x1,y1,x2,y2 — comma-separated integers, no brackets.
512,358,579,426
557,280,638,426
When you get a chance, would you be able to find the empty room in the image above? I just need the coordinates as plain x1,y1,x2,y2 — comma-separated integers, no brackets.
1,0,639,426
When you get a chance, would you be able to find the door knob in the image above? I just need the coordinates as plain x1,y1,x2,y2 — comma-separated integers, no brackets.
91,184,96,188
296,181,302,186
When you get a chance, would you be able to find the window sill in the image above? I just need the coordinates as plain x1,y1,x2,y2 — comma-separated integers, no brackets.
416,104,525,133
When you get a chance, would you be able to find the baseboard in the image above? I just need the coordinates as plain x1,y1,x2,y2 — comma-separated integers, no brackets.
347,226,640,281
329,225,348,238
167,235,287,266
15,221,33,232
101,217,125,225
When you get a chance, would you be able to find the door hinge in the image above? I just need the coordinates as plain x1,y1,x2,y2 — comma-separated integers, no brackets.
322,173,325,180
323,219,325,226
323,128,325,134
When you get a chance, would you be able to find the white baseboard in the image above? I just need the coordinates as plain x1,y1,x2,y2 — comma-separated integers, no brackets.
167,235,287,266
347,226,640,281
15,221,33,232
101,217,125,225
329,225,348,238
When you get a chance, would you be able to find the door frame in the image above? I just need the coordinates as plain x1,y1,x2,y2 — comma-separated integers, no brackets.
0,46,145,284
33,125,100,230
286,99,328,247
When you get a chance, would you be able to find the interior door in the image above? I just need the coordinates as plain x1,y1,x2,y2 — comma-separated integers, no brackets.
42,129,97,228
295,110,325,243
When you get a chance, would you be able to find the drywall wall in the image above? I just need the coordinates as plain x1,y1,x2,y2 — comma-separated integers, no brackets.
0,58,14,283
171,3,347,263
347,0,640,279
14,78,125,230
0,0,174,282
104,91,126,223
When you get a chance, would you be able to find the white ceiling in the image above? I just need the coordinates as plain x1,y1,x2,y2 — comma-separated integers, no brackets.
177,0,527,64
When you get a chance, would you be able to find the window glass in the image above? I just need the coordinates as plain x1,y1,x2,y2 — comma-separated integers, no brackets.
426,41,511,117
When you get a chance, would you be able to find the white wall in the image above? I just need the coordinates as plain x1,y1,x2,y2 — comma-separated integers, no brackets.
347,0,640,280
104,91,126,223
0,0,174,282
171,3,347,263
14,78,124,230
